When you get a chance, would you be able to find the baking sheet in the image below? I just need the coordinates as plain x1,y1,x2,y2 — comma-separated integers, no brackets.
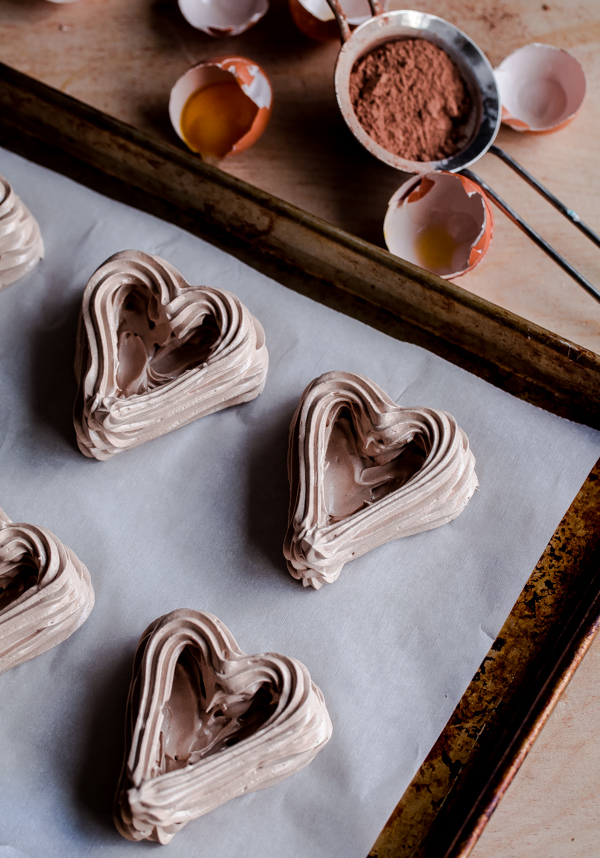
0,146,598,858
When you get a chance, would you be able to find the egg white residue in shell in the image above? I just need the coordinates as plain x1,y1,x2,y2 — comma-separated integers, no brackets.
234,64,273,110
384,172,494,279
178,0,269,37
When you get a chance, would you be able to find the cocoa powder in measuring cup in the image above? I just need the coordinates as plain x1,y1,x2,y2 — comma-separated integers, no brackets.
349,38,473,161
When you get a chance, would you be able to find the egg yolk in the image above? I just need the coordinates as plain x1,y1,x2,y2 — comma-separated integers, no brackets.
180,81,258,159
414,223,458,275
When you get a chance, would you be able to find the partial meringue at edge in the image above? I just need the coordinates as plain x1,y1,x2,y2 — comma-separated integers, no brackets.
284,371,478,589
0,174,44,291
114,609,332,844
73,250,269,459
0,507,94,674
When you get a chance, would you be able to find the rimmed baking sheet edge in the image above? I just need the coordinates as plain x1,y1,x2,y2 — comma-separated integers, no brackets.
1,62,599,858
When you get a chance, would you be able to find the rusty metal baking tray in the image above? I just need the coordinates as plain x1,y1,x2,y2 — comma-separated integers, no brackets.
0,62,599,858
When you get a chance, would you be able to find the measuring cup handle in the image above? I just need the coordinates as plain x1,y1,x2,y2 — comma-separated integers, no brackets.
368,0,384,15
325,0,384,44
490,144,600,250
325,0,351,42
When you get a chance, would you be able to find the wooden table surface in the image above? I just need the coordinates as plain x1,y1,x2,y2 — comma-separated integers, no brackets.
2,1,599,855
472,636,600,858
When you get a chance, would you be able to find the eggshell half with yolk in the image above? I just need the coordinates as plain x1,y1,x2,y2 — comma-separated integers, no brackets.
169,58,273,160
384,171,494,279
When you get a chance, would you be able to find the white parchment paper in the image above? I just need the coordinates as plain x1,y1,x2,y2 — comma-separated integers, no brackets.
0,147,598,858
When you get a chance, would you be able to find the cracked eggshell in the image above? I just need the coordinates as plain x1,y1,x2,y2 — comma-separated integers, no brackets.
384,171,494,279
178,0,269,37
495,43,586,132
169,57,272,158
289,0,389,41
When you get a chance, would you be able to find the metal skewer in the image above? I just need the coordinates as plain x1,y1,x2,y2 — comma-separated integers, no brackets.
325,1,600,304
461,168,600,305
325,0,383,45
489,145,600,250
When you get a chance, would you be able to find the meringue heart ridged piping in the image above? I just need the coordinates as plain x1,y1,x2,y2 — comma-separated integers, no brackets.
284,371,478,588
0,174,44,291
0,508,94,674
73,250,268,459
114,609,332,844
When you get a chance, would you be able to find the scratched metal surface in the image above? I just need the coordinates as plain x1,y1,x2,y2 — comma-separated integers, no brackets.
371,458,600,857
0,2,600,854
0,71,598,857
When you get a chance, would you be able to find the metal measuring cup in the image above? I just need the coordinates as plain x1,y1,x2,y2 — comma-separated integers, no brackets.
326,0,600,304
329,7,500,174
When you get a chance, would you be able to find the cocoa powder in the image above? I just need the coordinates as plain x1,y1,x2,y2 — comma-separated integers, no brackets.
349,38,473,162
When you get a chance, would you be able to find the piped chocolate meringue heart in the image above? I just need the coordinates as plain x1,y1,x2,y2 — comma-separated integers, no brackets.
74,250,269,459
284,371,478,588
114,609,332,844
0,507,94,673
0,174,44,291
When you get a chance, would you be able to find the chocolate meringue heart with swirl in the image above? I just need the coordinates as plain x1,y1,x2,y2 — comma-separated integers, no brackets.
74,250,269,459
284,371,478,588
0,507,94,674
114,609,332,844
0,174,44,291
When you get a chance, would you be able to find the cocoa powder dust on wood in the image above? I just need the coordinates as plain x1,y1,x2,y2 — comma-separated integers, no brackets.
349,38,473,162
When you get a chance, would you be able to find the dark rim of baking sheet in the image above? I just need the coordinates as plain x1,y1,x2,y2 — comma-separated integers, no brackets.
0,63,598,430
370,456,600,857
0,62,599,857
